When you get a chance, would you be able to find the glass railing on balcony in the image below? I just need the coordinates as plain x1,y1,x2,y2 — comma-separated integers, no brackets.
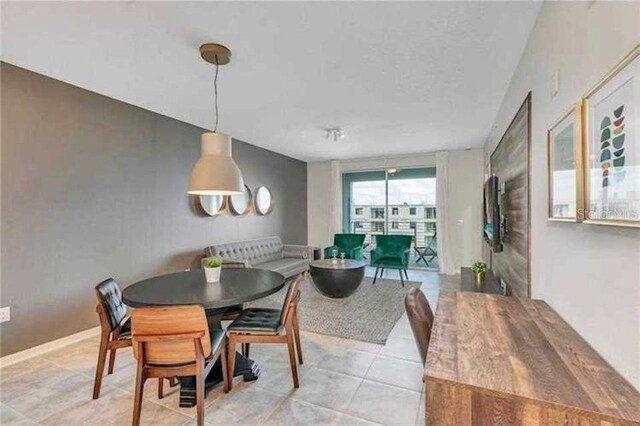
350,221,436,255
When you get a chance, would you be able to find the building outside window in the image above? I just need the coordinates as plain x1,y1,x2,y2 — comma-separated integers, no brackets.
392,207,399,215
355,207,363,215
424,207,436,219
409,207,416,215
371,207,385,219
425,222,436,234
409,221,416,230
391,221,399,229
371,222,384,232
354,221,363,229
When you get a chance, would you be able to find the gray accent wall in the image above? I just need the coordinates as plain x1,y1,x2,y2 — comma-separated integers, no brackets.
0,62,307,356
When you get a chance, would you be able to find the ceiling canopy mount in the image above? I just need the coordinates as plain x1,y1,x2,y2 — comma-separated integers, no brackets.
200,43,232,66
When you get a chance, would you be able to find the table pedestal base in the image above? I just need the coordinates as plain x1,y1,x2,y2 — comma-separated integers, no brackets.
176,308,262,408
178,352,260,407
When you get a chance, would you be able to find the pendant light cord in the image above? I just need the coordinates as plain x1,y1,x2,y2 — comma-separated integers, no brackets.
213,54,219,133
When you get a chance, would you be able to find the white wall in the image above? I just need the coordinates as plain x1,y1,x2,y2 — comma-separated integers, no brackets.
308,161,333,248
448,149,484,268
307,149,483,270
484,2,640,388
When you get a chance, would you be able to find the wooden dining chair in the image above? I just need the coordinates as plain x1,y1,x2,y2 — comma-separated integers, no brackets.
404,288,434,365
226,276,303,391
130,305,229,426
93,278,133,399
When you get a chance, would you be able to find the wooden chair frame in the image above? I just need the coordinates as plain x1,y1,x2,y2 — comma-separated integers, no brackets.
132,331,229,426
226,279,303,391
93,302,132,399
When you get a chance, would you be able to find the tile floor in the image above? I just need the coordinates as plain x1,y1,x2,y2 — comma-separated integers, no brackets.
0,269,459,426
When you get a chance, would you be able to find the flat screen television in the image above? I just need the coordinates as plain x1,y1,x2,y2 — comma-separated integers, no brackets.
483,175,503,252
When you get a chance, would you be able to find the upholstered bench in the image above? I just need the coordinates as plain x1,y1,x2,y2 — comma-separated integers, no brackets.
205,236,313,279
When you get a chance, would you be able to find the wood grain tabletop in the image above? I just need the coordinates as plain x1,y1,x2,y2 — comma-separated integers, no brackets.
424,291,640,425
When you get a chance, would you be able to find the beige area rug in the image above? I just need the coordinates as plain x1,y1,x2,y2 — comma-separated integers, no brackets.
249,276,421,344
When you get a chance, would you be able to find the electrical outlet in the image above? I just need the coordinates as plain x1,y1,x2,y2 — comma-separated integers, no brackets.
0,306,10,323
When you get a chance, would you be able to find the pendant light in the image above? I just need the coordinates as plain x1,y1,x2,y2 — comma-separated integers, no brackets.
188,43,245,195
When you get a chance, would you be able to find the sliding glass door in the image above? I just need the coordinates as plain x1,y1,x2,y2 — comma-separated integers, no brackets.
342,167,438,269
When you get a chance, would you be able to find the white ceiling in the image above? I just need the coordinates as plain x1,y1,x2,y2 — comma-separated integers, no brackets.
1,1,540,162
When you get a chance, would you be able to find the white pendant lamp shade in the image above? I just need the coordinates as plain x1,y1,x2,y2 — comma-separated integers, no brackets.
188,132,245,195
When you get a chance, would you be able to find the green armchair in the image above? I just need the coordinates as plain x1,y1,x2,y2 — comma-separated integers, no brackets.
370,235,412,286
323,233,366,260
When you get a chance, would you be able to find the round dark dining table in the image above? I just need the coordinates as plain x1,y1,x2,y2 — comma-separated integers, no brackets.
122,268,286,407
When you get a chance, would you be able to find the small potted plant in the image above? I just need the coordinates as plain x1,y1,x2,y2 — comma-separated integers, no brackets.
204,256,222,283
472,261,487,287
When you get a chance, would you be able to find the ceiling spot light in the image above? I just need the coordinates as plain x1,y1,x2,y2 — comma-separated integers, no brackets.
325,128,345,142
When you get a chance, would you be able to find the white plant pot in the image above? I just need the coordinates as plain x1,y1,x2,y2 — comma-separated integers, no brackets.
204,266,221,283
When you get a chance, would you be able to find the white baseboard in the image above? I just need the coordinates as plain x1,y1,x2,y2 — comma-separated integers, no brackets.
0,326,101,369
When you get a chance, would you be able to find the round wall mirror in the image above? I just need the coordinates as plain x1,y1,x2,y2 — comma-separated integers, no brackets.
254,186,273,215
228,184,253,216
199,195,226,216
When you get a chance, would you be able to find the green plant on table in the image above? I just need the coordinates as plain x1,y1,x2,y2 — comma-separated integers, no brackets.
472,261,487,274
204,256,222,269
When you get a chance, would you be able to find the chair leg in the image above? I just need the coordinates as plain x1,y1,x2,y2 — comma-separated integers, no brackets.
195,364,205,426
157,377,164,399
92,330,110,399
107,347,117,374
220,339,230,393
404,269,409,280
169,377,177,387
132,363,145,426
399,269,405,287
286,326,299,388
293,310,303,364
373,268,379,284
381,268,385,277
227,335,237,391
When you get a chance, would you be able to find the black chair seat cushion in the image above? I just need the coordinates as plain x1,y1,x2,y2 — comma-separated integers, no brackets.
227,308,283,333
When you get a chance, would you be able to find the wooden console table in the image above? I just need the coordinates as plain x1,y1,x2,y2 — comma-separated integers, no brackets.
424,292,640,425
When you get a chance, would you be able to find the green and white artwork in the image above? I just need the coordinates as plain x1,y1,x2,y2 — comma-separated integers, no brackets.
586,49,640,226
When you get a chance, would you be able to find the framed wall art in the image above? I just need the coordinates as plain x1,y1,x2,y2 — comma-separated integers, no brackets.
583,45,640,227
547,102,583,221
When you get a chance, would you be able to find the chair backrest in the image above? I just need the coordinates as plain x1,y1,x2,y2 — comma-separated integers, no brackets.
375,234,413,251
404,288,434,365
131,305,211,365
334,233,366,249
95,278,128,331
279,277,300,326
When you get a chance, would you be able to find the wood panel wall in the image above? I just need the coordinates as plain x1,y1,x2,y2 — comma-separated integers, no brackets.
490,94,531,297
